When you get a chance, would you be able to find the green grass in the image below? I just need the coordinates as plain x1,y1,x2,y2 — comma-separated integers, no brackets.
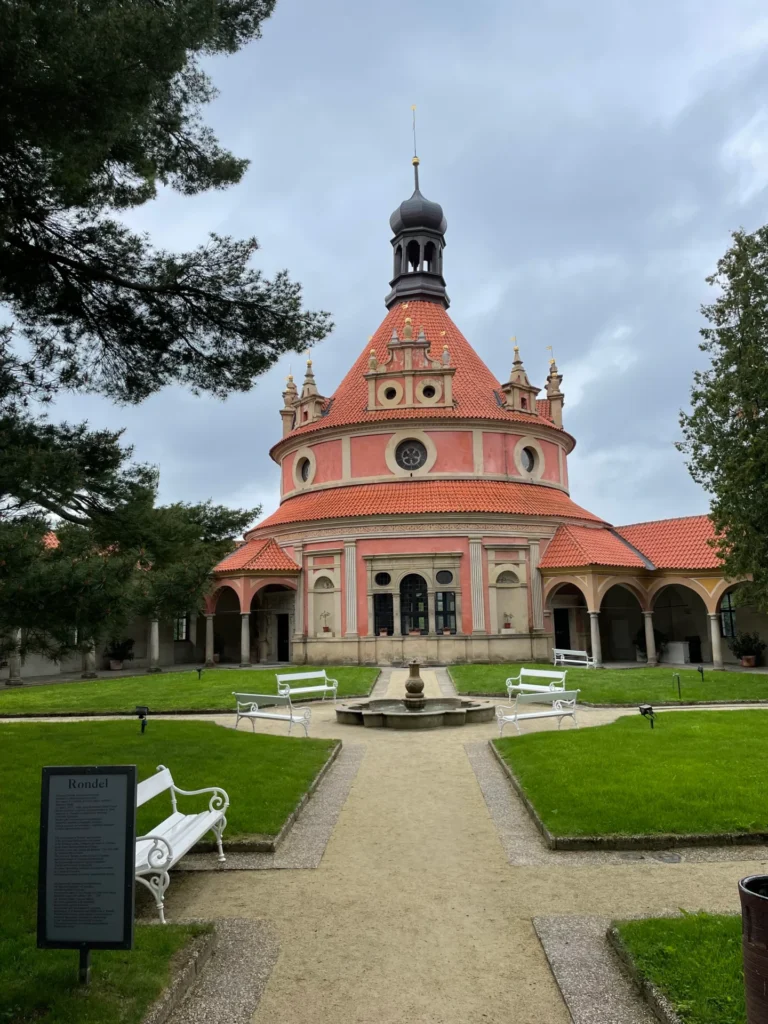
615,913,744,1024
0,665,378,715
0,720,336,1023
451,662,768,704
495,710,768,837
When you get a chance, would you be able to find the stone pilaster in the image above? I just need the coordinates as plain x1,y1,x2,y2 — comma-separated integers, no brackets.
240,613,251,666
293,544,305,638
589,612,602,668
205,614,214,667
709,613,724,670
344,541,358,636
643,610,657,666
529,541,544,630
469,536,486,634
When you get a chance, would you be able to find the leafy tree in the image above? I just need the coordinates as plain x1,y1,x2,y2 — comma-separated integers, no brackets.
0,0,331,408
679,226,768,607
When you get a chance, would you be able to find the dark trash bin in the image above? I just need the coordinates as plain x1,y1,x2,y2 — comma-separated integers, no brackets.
740,875,768,1023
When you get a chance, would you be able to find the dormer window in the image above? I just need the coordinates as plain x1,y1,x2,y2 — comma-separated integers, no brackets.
521,397,528,410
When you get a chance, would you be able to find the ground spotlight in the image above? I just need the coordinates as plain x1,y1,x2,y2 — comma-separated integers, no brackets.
639,704,656,729
135,705,149,733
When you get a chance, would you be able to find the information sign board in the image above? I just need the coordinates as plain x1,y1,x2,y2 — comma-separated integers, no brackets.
37,765,136,951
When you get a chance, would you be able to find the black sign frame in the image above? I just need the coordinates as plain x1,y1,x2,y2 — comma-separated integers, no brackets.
37,765,137,951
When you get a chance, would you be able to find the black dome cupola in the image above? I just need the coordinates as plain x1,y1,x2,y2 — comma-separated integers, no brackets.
385,157,449,309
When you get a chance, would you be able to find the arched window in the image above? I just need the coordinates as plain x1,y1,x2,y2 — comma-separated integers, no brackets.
406,240,420,273
424,241,436,272
400,573,428,634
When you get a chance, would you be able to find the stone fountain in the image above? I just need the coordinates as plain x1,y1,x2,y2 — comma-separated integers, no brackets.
335,661,494,730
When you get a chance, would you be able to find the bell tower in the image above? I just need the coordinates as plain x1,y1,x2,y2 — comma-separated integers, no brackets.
385,156,449,310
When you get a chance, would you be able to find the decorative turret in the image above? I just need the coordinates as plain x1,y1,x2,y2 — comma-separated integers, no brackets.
364,315,455,410
545,355,564,427
500,342,540,415
280,373,298,436
291,355,326,428
385,156,449,310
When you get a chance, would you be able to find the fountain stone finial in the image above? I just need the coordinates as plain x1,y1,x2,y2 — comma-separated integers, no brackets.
404,661,426,711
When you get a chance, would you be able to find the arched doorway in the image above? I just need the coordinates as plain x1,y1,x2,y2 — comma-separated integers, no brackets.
211,586,241,664
400,574,428,635
717,582,768,666
599,585,645,662
546,583,589,653
652,584,710,664
250,583,296,663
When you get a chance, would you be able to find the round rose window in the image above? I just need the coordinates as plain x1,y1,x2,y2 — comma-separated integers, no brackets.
395,439,428,470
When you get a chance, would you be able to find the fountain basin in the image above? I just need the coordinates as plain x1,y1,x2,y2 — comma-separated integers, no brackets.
336,697,495,730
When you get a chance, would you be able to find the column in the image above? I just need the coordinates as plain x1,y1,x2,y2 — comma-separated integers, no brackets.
188,613,197,649
427,589,437,635
293,545,304,638
709,613,724,670
148,618,161,672
589,612,603,668
6,628,22,686
344,541,358,636
469,536,486,633
643,610,657,666
205,614,214,666
393,591,402,636
240,612,251,666
529,541,544,630
81,643,97,679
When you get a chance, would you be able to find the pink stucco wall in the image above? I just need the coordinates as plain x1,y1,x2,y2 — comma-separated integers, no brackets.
433,430,474,473
539,439,562,483
482,432,505,475
350,433,388,477
282,451,295,493
312,439,343,484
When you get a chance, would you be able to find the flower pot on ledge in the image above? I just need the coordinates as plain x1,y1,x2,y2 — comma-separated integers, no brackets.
442,628,452,635
322,626,331,632
742,655,757,668
409,629,421,636
379,628,389,637
109,659,123,671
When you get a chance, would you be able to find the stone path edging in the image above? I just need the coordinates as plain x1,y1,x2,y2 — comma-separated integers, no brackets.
142,928,218,1024
178,743,364,871
534,916,659,1024
606,924,682,1024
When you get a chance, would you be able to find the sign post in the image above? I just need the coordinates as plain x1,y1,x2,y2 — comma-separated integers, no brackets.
37,765,137,983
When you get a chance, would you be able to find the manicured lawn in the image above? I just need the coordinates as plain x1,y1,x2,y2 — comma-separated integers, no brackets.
495,710,768,838
0,665,378,715
0,720,336,1023
451,662,768,704
615,914,744,1024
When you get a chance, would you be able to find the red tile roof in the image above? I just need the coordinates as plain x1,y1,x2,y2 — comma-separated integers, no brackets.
615,515,720,569
277,300,560,446
249,480,603,532
214,537,299,574
539,525,646,569
43,532,59,549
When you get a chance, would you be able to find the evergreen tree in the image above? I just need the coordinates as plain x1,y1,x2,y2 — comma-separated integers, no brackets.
679,226,768,607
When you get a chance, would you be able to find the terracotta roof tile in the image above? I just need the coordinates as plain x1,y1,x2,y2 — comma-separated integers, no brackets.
214,537,299,574
249,480,603,532
539,524,646,569
43,532,59,549
615,515,720,569
277,301,560,447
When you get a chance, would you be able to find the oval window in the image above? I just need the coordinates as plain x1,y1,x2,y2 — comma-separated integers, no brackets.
395,439,428,470
436,570,453,585
374,572,391,586
384,387,398,401
422,385,436,399
521,447,536,474
298,457,311,482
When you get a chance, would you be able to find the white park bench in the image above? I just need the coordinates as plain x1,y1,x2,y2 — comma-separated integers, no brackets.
553,648,596,669
276,669,339,703
496,690,580,737
233,692,312,737
135,764,229,924
506,667,567,699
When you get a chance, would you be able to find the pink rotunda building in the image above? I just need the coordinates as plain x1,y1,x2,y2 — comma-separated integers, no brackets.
203,163,750,671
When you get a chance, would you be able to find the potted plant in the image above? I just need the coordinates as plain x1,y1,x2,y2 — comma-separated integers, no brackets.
379,627,389,636
320,611,331,633
634,626,668,663
409,627,421,636
729,631,766,667
104,638,134,671
443,627,452,635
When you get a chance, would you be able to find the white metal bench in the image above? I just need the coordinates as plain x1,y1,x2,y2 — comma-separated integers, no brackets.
553,648,596,669
496,690,580,737
506,667,567,699
276,669,338,703
233,692,312,736
135,764,229,924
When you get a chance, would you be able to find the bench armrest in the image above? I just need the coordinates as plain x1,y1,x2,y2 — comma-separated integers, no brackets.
136,833,173,870
495,703,515,718
170,784,230,814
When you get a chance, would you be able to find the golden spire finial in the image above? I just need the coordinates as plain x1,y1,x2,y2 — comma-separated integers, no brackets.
511,335,520,357
546,344,556,366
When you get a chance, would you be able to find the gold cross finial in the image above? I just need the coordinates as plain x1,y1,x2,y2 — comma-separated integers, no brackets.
546,344,556,366
511,335,519,356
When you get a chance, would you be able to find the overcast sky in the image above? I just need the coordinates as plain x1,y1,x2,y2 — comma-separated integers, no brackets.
51,0,768,528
